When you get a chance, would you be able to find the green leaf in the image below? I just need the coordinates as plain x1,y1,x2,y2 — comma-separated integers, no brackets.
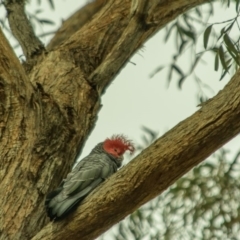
211,47,219,53
217,22,234,41
236,0,240,13
214,52,219,71
182,14,193,31
203,25,212,49
165,23,176,42
172,64,184,76
48,0,55,10
225,58,232,67
38,19,55,25
149,66,164,78
195,7,202,17
190,55,201,73
220,64,231,81
178,40,187,54
223,34,238,56
226,46,240,66
181,28,196,42
178,76,186,89
168,65,173,82
224,22,234,34
219,45,228,71
35,9,43,14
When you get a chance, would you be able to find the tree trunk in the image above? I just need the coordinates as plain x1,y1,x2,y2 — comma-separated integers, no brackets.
1,0,236,239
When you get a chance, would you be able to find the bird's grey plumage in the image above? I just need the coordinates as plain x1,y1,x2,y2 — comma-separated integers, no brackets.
45,143,121,220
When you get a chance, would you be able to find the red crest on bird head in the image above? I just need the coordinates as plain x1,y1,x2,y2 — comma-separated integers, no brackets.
103,134,135,156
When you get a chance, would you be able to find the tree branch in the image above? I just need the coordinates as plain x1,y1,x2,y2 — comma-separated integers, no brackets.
47,0,106,50
32,66,240,240
3,0,45,60
59,0,209,94
0,27,39,239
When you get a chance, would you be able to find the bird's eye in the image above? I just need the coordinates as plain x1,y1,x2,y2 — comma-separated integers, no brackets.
114,148,120,154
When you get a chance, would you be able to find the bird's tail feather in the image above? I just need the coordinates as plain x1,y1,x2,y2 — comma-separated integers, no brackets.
45,178,103,221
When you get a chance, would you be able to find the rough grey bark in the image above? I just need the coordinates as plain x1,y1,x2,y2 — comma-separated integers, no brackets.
47,0,106,50
3,0,45,59
1,0,235,240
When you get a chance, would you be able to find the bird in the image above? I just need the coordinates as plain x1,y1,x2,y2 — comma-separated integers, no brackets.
45,134,135,221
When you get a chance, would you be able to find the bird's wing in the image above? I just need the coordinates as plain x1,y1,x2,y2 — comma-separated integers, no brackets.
61,153,114,198
46,153,117,220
